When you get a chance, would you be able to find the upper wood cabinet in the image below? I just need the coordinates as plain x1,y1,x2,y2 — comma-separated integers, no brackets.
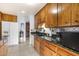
2,13,17,22
40,8,46,23
35,3,79,28
35,3,58,28
46,3,57,27
40,5,48,27
71,4,79,26
58,3,72,27
35,14,38,29
0,13,1,21
0,12,2,21
35,12,41,29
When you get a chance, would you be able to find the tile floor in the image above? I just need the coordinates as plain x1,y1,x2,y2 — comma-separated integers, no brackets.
7,39,39,56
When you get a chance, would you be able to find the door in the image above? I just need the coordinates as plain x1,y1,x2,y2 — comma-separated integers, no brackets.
26,22,30,37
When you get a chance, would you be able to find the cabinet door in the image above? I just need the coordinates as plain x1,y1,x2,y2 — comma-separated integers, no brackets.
2,14,9,21
40,8,45,23
36,13,41,28
34,36,37,49
40,6,47,25
0,45,7,56
0,12,2,21
12,15,17,22
34,37,38,51
58,3,72,27
43,46,57,56
35,15,38,29
34,36,41,53
7,15,17,22
72,4,79,26
40,43,44,56
2,14,17,22
46,3,57,27
9,15,17,22
57,46,79,56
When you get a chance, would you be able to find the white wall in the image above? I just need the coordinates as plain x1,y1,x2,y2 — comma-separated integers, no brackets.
29,14,35,46
17,14,28,43
17,14,35,45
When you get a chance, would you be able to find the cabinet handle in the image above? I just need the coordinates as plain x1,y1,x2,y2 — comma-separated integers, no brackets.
75,20,79,23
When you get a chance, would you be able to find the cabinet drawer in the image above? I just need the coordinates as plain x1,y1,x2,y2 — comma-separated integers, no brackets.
57,47,78,56
43,40,49,47
43,46,57,56
48,43,57,52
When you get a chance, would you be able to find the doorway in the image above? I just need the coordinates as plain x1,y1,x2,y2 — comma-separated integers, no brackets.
26,22,30,40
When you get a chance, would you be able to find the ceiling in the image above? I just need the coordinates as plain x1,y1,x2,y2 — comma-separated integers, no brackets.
0,3,46,16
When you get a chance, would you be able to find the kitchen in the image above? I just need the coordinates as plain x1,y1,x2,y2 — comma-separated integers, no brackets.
0,3,79,56
33,3,79,56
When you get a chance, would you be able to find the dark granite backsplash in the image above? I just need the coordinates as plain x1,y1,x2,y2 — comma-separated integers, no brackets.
51,27,79,32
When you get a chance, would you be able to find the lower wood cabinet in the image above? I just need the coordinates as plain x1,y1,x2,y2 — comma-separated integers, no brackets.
34,36,41,54
57,46,78,56
34,36,79,56
0,44,7,56
0,12,2,21
43,46,57,56
43,46,53,56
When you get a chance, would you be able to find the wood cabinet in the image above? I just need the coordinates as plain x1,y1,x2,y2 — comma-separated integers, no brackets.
0,12,2,21
43,46,56,56
2,13,17,22
34,36,41,53
34,36,79,56
35,3,79,28
35,12,41,29
0,46,4,56
0,44,7,56
41,40,57,56
46,3,57,27
58,3,72,27
35,3,58,28
0,22,2,41
71,4,79,26
40,8,46,23
57,46,78,56
35,15,38,29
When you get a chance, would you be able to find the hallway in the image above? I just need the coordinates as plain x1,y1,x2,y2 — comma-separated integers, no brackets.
7,40,39,56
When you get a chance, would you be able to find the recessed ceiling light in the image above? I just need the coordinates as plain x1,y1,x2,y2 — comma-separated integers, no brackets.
25,3,37,5
21,11,25,13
